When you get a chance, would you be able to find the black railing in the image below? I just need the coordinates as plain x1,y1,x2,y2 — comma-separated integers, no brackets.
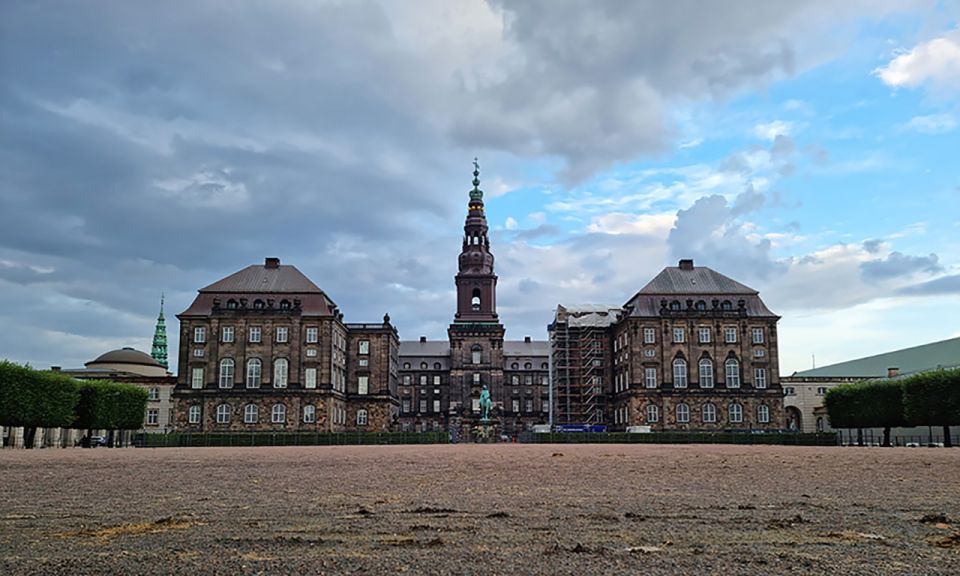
132,431,449,448
530,432,839,445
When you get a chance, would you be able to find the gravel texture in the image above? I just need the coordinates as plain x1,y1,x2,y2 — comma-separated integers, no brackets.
1,444,958,575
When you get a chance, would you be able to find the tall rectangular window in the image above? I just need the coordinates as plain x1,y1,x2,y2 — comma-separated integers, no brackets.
643,327,656,344
276,327,288,343
419,375,427,386
525,399,533,413
193,327,205,343
304,368,317,389
188,405,201,424
403,375,411,386
433,375,441,386
420,399,428,413
249,326,261,343
644,367,657,388
673,328,685,343
273,359,288,388
473,373,481,385
724,327,737,343
147,409,159,425
358,376,369,395
191,368,204,389
221,326,234,343
358,340,370,354
306,327,318,343
752,328,764,344
433,399,441,413
512,399,520,413
755,368,767,389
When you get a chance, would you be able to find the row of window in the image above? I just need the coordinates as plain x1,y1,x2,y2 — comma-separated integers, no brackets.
400,398,548,414
626,402,771,425
618,360,768,390
193,326,317,345
617,326,766,348
665,299,738,312
188,404,369,426
194,360,371,393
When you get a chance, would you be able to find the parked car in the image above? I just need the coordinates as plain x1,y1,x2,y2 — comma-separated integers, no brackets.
89,435,108,447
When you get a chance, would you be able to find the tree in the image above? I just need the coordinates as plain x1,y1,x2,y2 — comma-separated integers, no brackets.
0,362,79,448
72,380,148,446
902,368,960,448
824,380,905,446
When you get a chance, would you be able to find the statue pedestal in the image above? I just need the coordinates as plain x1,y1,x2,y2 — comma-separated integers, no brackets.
471,420,500,443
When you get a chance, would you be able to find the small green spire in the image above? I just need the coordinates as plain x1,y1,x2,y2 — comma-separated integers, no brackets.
151,293,168,370
469,157,483,202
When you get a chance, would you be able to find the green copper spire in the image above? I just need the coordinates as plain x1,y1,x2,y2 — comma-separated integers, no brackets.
151,293,168,370
469,157,483,202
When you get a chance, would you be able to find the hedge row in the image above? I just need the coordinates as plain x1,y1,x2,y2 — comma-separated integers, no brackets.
532,432,838,445
825,367,960,447
136,431,450,448
0,361,148,432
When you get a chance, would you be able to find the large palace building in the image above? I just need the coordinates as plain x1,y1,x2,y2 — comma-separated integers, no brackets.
172,163,783,436
551,259,785,431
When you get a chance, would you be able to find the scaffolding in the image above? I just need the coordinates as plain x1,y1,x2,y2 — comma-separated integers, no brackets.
549,305,620,426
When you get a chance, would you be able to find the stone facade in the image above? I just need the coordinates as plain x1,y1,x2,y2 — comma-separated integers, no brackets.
554,259,786,432
173,258,399,433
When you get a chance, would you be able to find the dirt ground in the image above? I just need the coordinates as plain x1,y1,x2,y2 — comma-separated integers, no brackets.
1,444,958,575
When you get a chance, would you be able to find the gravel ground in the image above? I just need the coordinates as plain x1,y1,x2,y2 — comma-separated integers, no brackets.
1,444,958,575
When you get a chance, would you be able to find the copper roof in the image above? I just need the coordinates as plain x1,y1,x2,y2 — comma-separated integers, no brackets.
86,347,163,368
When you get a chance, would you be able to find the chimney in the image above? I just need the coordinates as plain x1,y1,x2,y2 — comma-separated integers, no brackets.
265,257,280,269
679,259,694,270
887,367,900,378
524,336,531,343
420,336,427,343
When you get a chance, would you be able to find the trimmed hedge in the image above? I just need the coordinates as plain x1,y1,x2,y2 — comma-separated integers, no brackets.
902,367,960,447
531,432,837,445
136,431,450,448
824,380,905,430
73,380,148,431
0,362,80,429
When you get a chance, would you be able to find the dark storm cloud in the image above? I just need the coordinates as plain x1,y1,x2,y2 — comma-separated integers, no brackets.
0,1,933,368
860,252,942,281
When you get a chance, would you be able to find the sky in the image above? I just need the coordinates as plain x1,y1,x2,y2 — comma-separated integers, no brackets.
1,1,959,376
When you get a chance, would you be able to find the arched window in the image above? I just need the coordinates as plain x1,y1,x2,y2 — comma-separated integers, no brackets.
511,375,519,385
702,402,717,423
673,358,688,388
279,299,291,310
646,404,659,423
215,403,231,424
357,409,368,426
699,358,714,388
729,403,743,423
695,300,707,310
246,358,261,388
271,404,286,424
219,359,235,388
303,405,316,423
721,300,733,310
471,288,481,311
434,362,442,370
471,345,482,365
188,405,201,424
403,362,411,369
273,358,288,388
524,362,532,370
757,404,770,424
511,362,519,369
725,358,740,388
244,404,258,424
541,362,548,370
669,300,681,311
420,362,428,369
226,299,238,309
253,299,265,309
676,403,690,423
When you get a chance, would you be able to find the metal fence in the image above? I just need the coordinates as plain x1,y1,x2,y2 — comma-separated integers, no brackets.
529,432,839,445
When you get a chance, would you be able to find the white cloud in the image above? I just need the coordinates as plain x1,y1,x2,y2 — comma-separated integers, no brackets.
585,212,676,236
753,120,794,140
153,170,251,209
903,113,957,134
504,216,518,230
875,29,960,94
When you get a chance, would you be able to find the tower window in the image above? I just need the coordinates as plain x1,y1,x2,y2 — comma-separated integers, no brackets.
471,288,481,311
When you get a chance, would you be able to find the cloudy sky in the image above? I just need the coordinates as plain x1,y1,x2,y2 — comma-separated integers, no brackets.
2,1,959,375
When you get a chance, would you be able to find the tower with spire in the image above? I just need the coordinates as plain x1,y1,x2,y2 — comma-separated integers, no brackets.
448,159,506,433
151,294,169,371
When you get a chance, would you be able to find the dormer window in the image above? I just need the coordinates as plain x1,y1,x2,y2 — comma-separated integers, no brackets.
279,299,291,310
669,300,681,311
721,300,733,310
226,299,238,310
695,300,706,310
253,299,265,309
